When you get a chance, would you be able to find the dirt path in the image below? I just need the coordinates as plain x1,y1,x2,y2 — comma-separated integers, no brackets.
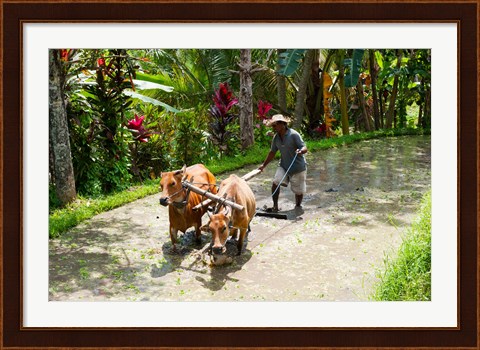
49,135,431,301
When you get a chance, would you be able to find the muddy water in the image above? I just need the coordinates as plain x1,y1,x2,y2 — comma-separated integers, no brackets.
49,135,431,301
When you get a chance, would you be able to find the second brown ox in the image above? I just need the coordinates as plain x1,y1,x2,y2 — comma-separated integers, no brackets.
159,164,217,250
201,174,256,255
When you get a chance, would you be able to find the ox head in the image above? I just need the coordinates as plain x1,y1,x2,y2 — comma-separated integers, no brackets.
201,206,232,255
159,165,187,207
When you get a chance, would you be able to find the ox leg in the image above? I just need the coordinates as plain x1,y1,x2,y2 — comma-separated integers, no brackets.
230,228,239,241
169,227,179,251
236,229,247,255
194,224,202,244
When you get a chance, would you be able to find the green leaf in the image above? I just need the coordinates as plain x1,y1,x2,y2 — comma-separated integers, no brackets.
276,49,306,76
131,79,174,92
374,51,384,70
344,49,365,88
413,69,429,78
123,90,180,113
408,81,420,89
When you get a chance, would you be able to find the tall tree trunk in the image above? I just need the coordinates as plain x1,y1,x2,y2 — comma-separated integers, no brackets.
238,49,254,150
338,50,349,135
292,49,315,130
306,50,322,130
356,79,372,131
49,49,76,206
417,103,423,128
379,89,385,128
276,49,287,113
417,78,425,127
385,49,403,129
369,50,381,130
423,84,431,128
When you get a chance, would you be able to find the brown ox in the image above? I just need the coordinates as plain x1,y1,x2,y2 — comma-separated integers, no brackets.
159,164,217,250
201,174,256,256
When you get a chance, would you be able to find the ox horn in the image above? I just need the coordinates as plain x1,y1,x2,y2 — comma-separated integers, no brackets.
223,204,232,218
214,193,228,214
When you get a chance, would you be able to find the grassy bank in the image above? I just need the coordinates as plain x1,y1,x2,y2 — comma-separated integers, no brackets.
371,190,431,301
49,128,428,238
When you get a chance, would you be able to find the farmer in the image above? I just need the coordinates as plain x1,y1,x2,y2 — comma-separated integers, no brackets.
258,114,308,212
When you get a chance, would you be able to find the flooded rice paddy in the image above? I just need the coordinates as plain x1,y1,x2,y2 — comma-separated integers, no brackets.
49,135,431,301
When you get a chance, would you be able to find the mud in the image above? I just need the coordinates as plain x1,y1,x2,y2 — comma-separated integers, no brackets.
49,135,431,301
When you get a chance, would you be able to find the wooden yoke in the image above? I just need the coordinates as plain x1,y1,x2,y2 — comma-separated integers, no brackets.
192,168,261,212
182,178,244,212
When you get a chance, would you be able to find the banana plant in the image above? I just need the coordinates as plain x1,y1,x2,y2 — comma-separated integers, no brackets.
276,49,306,76
344,49,365,87
123,77,179,114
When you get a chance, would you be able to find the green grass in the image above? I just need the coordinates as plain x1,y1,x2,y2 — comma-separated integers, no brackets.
49,128,429,238
49,182,159,238
205,142,270,174
306,127,427,153
371,190,431,301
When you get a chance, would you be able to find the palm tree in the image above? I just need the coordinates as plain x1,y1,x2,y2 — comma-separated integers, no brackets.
337,50,350,135
369,49,381,129
238,49,254,149
385,49,403,129
49,49,76,205
292,49,315,130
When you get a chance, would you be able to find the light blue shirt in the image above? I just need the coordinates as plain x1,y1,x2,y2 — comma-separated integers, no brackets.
271,128,306,175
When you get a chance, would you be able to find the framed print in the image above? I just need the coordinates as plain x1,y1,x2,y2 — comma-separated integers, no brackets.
1,0,478,349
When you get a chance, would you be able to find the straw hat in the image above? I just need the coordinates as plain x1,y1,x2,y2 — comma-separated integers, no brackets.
266,114,291,126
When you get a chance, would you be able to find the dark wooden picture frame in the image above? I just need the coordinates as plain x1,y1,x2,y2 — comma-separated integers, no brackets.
1,1,478,348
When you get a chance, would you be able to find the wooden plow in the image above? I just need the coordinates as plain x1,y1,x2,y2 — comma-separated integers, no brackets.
185,168,287,220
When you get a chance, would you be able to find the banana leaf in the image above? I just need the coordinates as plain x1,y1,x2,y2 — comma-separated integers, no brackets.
131,78,174,92
374,51,384,70
344,49,365,88
135,72,175,90
276,49,306,76
123,90,180,113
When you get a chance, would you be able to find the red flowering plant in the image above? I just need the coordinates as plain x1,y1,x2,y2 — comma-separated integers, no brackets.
97,57,106,67
127,114,160,180
95,52,136,92
127,114,159,143
255,100,273,146
313,123,327,138
208,82,238,153
60,49,73,62
257,100,273,123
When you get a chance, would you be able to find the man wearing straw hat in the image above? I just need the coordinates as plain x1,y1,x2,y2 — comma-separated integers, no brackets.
258,114,308,212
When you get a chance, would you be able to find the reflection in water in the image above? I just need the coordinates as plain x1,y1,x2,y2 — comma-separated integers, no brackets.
311,136,430,193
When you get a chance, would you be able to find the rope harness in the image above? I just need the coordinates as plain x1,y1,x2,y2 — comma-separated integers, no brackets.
168,181,217,209
271,151,299,198
246,152,300,242
168,187,190,209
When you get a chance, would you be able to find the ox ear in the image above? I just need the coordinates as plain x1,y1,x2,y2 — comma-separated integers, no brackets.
181,165,189,181
200,223,210,232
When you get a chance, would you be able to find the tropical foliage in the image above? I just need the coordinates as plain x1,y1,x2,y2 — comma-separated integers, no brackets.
50,48,431,207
